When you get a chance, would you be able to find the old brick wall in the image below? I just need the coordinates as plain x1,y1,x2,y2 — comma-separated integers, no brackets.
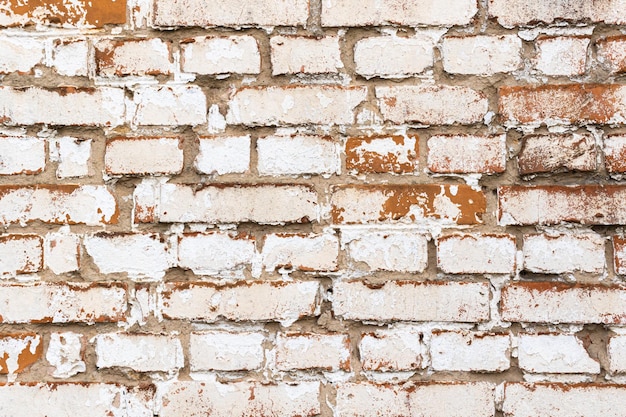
1,0,626,415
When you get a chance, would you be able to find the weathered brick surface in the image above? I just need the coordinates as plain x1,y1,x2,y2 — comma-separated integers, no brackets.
0,136,45,175
271,36,342,75
0,333,42,374
275,332,350,371
535,36,590,76
345,134,419,174
430,331,510,372
94,333,183,373
95,38,174,77
442,35,522,75
523,233,605,274
189,331,265,371
517,334,600,374
105,137,184,176
181,36,261,75
437,233,516,275
0,0,127,27
427,134,506,174
359,328,426,371
517,133,597,175
354,35,436,78
0,235,43,276
597,36,626,74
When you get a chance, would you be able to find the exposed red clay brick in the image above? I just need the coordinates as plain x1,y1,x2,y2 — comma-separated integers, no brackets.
345,135,419,174
0,0,126,27
0,333,42,374
517,133,597,175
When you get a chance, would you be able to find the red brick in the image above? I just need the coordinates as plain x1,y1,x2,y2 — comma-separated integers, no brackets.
612,236,626,275
427,134,506,174
518,133,596,175
0,334,42,374
604,134,626,173
345,134,419,174
0,0,126,27
597,36,626,74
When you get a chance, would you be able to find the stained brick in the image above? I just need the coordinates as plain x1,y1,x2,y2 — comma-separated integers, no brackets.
518,133,596,175
345,134,419,174
0,0,126,27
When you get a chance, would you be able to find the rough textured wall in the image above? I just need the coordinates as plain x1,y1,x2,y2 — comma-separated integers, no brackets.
2,0,626,415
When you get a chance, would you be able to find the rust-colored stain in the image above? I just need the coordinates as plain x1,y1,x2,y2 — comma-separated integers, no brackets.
613,236,626,273
605,135,626,173
0,333,42,374
499,84,623,124
1,0,126,27
345,135,419,174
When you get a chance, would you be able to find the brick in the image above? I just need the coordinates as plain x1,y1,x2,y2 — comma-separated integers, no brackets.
430,331,510,372
105,137,183,176
354,35,435,78
517,334,600,374
0,333,42,374
336,382,495,417
330,184,486,225
597,36,626,74
153,0,309,27
50,39,89,77
94,333,183,373
0,185,117,226
83,233,173,281
195,136,251,175
142,183,318,224
226,86,367,126
333,280,490,322
44,231,80,274
257,135,340,176
523,233,605,274
0,282,126,324
377,85,488,125
271,36,342,75
322,0,478,26
0,37,44,74
0,87,125,126
130,85,207,126
503,383,626,417
262,233,338,272
189,331,265,371
437,233,516,275
177,232,256,275
0,383,154,417
95,38,173,77
276,332,350,371
341,229,429,273
489,0,626,28
499,84,626,126
536,36,590,76
608,335,626,373
345,134,419,174
442,35,522,75
604,135,626,173
159,381,320,417
0,234,43,276
49,137,91,179
498,185,626,226
0,136,45,175
518,133,597,175
427,134,506,174
359,328,426,371
161,281,320,326
501,282,626,324
181,36,261,75
46,332,85,378
0,0,126,27
613,236,626,275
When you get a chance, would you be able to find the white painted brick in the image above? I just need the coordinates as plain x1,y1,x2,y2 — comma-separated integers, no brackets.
275,332,350,371
195,135,250,175
50,39,89,77
430,331,510,372
0,37,44,74
0,383,154,417
161,281,320,326
94,333,183,373
518,133,597,175
437,233,517,275
0,87,125,127
181,36,260,75
153,0,309,27
604,135,626,174
503,383,626,417
376,85,488,125
359,328,426,371
130,85,207,126
354,34,436,79
0,282,126,324
333,280,490,322
0,136,45,175
177,232,256,276
341,229,429,273
322,0,478,26
0,235,43,276
517,333,599,374
536,36,590,76
189,331,265,371
49,137,91,178
226,86,367,126
608,335,626,373
44,230,80,274
159,381,320,417
271,36,342,75
442,35,522,75
95,38,173,76
336,382,495,417
46,332,85,378
597,36,626,74
84,233,172,281
427,134,506,174
262,233,339,272
105,137,183,176
0,333,42,375
257,135,341,176
523,233,605,274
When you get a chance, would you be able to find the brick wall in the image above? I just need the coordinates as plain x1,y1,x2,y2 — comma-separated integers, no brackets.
1,0,626,415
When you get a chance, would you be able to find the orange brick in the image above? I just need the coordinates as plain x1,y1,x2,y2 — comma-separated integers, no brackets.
0,334,42,374
345,135,419,174
0,0,126,27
